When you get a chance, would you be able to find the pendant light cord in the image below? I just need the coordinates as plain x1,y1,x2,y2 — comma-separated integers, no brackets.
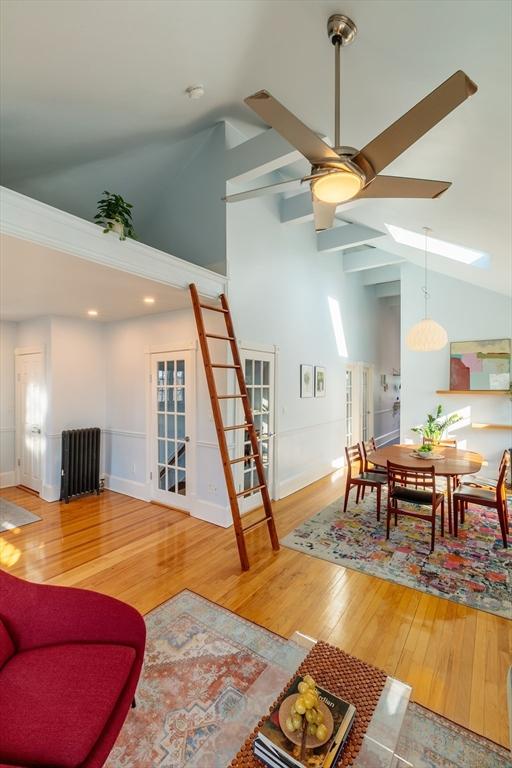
422,226,431,320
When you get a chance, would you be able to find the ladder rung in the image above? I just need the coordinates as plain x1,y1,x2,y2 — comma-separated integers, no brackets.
199,303,229,313
206,333,235,341
242,516,271,533
230,453,258,465
218,394,247,400
211,363,240,369
237,484,266,497
224,423,251,432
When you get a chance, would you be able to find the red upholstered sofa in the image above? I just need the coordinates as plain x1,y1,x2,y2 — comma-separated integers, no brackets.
0,569,146,768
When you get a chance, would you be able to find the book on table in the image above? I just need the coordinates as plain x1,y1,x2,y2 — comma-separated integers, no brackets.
253,675,356,768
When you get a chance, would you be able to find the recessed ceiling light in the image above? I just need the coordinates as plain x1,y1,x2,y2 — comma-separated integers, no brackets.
87,309,98,317
385,223,487,265
143,297,155,304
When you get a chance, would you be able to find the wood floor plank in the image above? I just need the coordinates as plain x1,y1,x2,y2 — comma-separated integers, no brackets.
1,477,510,748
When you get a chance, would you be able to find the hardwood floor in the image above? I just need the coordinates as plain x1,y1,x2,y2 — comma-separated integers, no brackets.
1,476,510,748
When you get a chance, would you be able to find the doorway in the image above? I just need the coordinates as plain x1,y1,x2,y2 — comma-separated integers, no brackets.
149,350,195,511
235,348,276,513
345,362,374,446
15,350,45,492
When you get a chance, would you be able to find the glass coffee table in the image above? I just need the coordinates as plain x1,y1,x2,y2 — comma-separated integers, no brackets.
188,632,412,768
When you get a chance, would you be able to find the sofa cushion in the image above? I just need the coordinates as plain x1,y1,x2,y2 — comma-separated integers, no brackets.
0,618,15,670
0,642,135,768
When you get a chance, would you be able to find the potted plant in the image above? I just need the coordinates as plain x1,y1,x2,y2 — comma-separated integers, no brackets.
411,404,461,446
94,191,137,241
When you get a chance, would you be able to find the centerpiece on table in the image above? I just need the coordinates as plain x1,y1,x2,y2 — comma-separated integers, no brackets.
253,674,355,768
411,404,461,457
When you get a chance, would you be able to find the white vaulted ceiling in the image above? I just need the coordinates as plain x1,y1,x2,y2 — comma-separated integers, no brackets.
0,0,510,294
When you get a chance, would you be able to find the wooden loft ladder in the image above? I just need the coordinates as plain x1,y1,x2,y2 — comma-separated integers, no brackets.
189,283,280,571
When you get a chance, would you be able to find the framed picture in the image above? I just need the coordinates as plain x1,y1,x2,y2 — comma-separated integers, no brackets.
300,364,314,398
315,366,326,397
450,338,511,391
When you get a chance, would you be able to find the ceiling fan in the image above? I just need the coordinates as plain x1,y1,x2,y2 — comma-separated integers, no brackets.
224,14,477,232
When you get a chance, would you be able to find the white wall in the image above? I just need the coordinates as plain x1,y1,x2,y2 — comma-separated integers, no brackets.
104,307,230,523
0,321,17,486
227,192,380,498
401,263,512,466
373,297,401,445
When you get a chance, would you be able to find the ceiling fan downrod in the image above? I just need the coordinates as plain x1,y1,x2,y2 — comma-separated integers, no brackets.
327,14,357,151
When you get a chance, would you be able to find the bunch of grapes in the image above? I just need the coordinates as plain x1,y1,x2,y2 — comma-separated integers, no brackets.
285,675,328,742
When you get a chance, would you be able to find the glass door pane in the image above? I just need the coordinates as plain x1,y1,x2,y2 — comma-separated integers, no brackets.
152,351,193,510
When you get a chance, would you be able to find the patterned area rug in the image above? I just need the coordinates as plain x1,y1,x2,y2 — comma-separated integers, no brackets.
282,493,511,618
0,497,41,532
106,591,511,768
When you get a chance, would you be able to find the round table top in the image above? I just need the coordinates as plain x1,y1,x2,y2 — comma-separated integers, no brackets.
369,444,483,477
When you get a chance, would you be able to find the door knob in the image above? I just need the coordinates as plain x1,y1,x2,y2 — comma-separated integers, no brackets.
31,426,41,434
184,436,190,442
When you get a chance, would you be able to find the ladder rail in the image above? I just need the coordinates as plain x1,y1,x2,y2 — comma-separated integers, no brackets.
189,283,250,571
189,283,280,571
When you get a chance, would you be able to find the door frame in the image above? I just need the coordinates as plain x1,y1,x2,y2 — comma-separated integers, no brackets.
237,341,279,506
145,341,197,512
345,361,374,446
14,345,46,493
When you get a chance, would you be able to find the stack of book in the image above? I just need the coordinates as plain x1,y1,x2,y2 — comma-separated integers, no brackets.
253,676,356,768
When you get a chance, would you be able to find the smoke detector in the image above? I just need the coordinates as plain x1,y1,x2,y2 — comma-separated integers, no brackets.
185,85,205,99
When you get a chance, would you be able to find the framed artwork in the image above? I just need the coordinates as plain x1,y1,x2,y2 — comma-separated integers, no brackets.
450,338,511,391
315,366,326,397
300,364,314,398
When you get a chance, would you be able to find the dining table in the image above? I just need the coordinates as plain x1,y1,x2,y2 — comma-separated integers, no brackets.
368,443,483,533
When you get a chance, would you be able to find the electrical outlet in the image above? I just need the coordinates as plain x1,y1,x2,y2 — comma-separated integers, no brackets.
207,483,217,495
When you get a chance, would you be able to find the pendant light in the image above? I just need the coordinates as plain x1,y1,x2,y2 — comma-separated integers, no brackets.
405,227,448,351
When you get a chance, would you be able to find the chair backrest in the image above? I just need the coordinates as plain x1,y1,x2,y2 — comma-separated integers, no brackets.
497,450,511,504
345,443,363,482
387,460,436,495
361,438,377,471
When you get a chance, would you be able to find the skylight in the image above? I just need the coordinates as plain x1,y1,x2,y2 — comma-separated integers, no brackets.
385,224,488,265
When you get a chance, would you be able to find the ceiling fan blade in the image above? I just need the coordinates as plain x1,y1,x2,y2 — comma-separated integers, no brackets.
245,90,341,166
312,197,337,231
354,71,477,175
224,176,304,203
357,175,451,199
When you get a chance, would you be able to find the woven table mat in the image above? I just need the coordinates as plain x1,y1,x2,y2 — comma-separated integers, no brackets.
229,640,387,768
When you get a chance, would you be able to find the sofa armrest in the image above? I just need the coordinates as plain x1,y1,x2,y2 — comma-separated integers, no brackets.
0,569,145,656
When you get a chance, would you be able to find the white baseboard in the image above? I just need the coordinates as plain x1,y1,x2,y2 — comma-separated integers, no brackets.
277,460,334,500
0,470,16,489
104,474,150,501
190,497,232,528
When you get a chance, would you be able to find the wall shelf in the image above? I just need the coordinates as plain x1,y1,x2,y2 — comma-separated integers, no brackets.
436,390,508,395
471,423,512,431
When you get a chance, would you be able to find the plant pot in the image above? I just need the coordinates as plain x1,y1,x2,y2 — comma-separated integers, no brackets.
107,220,125,239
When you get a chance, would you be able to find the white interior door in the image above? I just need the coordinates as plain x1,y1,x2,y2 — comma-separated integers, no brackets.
345,365,355,446
150,351,195,511
361,364,374,442
15,352,44,492
235,350,275,513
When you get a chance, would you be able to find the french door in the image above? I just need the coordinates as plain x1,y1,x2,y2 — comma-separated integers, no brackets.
345,363,373,446
15,351,44,492
235,350,275,513
150,350,195,511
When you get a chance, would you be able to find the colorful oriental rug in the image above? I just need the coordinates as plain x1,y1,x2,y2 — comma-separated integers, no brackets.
282,493,511,618
106,591,511,768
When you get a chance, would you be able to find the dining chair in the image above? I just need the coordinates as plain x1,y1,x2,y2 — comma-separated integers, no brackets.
343,443,387,520
361,437,387,475
386,460,445,552
453,450,510,548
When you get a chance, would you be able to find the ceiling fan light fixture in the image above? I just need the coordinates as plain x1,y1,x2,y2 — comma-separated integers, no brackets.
312,166,364,204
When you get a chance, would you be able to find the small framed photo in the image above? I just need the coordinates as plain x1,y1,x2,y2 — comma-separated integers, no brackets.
300,364,314,398
315,366,326,397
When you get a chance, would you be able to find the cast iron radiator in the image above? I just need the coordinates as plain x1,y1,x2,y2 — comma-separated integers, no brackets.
60,428,101,503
